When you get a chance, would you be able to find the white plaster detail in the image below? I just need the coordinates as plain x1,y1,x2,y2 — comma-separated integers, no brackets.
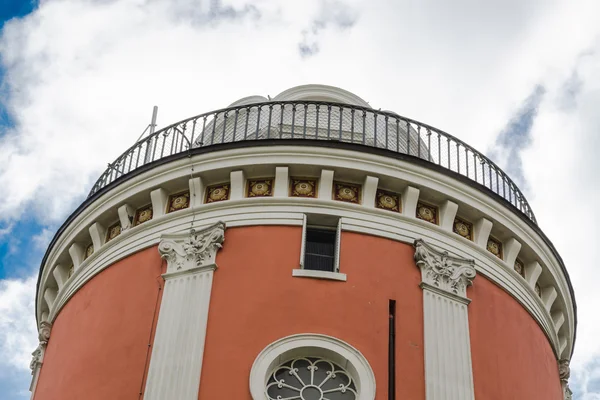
362,176,379,208
117,204,134,231
334,217,342,272
560,336,568,355
414,239,476,400
274,167,289,197
414,239,476,299
150,188,168,218
559,359,572,400
143,222,225,400
299,214,307,268
52,264,68,290
29,322,52,396
189,177,204,207
89,222,106,252
439,200,458,231
401,186,420,218
553,311,565,332
318,169,334,199
158,221,225,274
68,243,84,270
230,170,246,200
292,269,347,281
249,333,376,400
525,261,543,289
473,217,492,248
503,238,522,269
543,286,558,312
43,288,57,311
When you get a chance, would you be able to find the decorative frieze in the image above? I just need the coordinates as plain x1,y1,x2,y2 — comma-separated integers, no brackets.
333,181,361,204
416,201,438,225
247,178,273,197
375,189,401,212
106,222,121,242
453,217,473,241
290,178,317,198
168,191,190,213
205,183,230,203
134,204,153,226
487,236,503,259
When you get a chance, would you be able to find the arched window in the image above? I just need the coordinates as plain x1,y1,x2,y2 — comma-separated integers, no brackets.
250,334,375,400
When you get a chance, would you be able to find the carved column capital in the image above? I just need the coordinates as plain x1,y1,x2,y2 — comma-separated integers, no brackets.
158,221,226,275
414,239,476,300
30,321,52,374
558,359,572,400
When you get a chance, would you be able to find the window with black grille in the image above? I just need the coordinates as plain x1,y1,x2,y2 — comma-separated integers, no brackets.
304,228,337,272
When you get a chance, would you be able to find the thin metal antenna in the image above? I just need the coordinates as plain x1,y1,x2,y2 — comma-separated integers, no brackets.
149,106,158,135
143,106,159,164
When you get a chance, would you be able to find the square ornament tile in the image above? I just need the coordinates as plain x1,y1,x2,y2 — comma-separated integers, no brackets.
375,189,401,212
205,184,230,203
453,217,473,241
134,205,153,226
290,178,318,198
84,243,94,260
106,222,121,242
416,201,438,225
487,237,503,260
168,191,190,213
514,259,525,278
247,179,274,197
333,181,361,204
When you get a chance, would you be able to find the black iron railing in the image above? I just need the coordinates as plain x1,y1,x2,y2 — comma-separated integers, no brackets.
89,101,536,224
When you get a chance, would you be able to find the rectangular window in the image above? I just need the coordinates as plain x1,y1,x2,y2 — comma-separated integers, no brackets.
299,214,342,273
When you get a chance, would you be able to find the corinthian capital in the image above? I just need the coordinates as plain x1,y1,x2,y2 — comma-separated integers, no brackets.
414,239,476,299
158,221,226,274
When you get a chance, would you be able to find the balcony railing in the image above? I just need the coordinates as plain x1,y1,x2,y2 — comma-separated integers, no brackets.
89,100,536,224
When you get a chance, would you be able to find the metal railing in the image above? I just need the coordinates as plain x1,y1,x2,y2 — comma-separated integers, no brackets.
89,100,536,224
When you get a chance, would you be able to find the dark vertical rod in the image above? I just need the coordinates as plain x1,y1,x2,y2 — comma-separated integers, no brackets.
315,104,320,139
388,299,396,400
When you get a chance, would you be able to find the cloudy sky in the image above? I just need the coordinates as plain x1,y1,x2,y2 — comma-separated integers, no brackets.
0,0,599,398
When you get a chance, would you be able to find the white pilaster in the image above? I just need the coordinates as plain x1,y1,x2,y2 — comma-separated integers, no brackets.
52,264,68,290
189,177,204,207
318,169,334,199
230,170,246,200
150,188,169,218
559,359,573,400
414,239,476,400
362,176,379,208
402,186,420,217
43,288,57,311
29,322,52,397
525,261,543,289
542,286,558,312
552,311,565,332
89,222,106,253
473,217,492,248
143,222,225,400
503,238,522,268
68,243,84,271
439,200,458,231
274,167,289,197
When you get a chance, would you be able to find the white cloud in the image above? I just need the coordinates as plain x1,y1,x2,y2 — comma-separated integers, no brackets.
0,276,38,374
1,0,600,398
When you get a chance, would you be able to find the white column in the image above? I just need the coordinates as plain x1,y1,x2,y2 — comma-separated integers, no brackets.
439,200,458,231
118,204,135,231
89,222,106,253
189,177,204,207
402,186,420,217
559,360,573,400
150,188,169,218
274,167,289,197
143,222,226,400
414,239,476,400
362,176,379,208
318,169,334,199
230,170,246,200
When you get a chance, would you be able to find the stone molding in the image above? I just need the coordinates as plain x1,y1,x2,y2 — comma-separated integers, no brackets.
414,239,476,299
559,359,572,400
158,221,225,274
29,321,52,395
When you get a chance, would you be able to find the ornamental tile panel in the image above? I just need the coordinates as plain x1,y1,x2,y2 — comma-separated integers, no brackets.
514,258,525,278
375,189,401,212
416,201,438,224
535,282,542,297
106,222,121,242
487,236,503,260
67,264,74,279
168,191,190,213
134,204,153,226
205,184,230,203
333,181,361,204
290,178,317,198
453,217,473,240
247,178,273,197
84,243,94,260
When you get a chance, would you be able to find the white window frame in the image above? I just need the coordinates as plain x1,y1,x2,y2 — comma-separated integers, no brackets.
249,333,376,400
295,214,346,281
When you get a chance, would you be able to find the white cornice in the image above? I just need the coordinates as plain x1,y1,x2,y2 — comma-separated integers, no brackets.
37,145,575,359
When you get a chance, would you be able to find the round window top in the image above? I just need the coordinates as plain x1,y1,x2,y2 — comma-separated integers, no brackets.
266,357,357,400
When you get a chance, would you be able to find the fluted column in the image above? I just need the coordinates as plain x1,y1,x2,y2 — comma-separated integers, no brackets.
414,239,477,400
143,222,225,400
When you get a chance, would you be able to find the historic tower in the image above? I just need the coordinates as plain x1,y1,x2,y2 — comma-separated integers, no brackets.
30,85,576,399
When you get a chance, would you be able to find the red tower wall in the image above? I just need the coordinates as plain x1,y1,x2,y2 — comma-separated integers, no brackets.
33,246,164,400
